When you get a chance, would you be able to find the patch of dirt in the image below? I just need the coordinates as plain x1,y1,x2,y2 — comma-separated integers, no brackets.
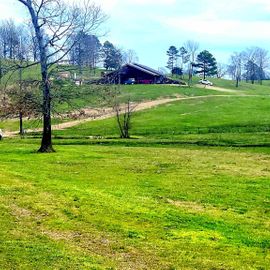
167,199,205,212
10,204,33,218
41,228,161,269
41,229,83,241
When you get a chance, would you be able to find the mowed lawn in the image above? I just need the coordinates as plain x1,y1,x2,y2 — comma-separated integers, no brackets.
0,84,229,133
0,140,269,269
54,95,270,146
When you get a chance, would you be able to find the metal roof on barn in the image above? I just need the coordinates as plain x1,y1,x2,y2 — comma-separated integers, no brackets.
126,63,163,77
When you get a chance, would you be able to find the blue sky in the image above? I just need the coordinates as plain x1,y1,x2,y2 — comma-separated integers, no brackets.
2,0,270,69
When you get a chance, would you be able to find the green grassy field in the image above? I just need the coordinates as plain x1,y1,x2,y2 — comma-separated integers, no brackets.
53,95,270,147
1,79,270,269
0,140,269,269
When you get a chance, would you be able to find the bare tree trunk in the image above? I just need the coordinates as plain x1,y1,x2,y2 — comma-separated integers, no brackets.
22,0,54,152
19,64,23,135
38,60,54,152
19,112,23,136
236,77,239,88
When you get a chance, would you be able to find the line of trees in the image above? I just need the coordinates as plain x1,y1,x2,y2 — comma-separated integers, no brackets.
166,41,218,83
228,47,269,87
166,42,269,87
0,19,139,80
0,20,34,62
70,37,139,72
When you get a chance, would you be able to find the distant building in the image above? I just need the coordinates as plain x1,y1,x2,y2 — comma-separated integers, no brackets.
101,63,182,85
57,71,71,80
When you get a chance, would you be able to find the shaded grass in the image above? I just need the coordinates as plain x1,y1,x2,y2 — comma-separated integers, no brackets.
0,117,71,133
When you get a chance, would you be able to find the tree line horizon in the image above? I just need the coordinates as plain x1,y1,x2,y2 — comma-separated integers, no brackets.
166,43,269,86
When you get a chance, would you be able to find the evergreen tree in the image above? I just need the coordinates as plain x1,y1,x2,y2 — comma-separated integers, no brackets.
103,41,122,70
194,50,217,79
179,46,189,70
172,67,183,76
166,46,179,75
244,60,263,84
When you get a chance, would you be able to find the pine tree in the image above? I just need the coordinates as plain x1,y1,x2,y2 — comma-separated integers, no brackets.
194,50,217,79
103,41,122,70
166,46,179,75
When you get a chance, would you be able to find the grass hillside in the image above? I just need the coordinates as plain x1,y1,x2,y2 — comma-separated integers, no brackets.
53,94,270,147
0,83,231,133
192,76,270,94
1,76,270,269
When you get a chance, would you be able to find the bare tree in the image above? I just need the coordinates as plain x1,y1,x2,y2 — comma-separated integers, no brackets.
122,49,139,64
184,40,199,85
229,52,243,87
216,63,227,79
102,81,136,139
254,47,269,85
17,0,106,152
114,98,135,139
0,81,41,135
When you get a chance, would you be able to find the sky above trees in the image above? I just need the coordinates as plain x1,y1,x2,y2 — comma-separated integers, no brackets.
2,0,270,69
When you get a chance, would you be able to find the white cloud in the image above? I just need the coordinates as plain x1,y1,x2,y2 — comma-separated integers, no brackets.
1,0,270,67
0,0,25,22
163,15,270,41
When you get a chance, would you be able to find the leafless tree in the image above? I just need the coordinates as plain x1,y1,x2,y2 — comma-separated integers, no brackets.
254,47,269,85
216,63,227,79
229,52,243,87
122,49,139,64
17,0,106,152
0,20,18,60
0,81,41,135
114,98,135,139
184,40,199,85
101,80,136,139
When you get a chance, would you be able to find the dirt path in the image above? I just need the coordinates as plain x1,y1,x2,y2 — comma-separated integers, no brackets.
195,84,243,93
2,94,263,137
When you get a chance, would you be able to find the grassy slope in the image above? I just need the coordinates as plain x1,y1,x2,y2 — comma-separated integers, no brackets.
0,84,230,133
56,83,231,112
54,95,270,146
119,84,231,101
0,140,269,269
200,77,270,95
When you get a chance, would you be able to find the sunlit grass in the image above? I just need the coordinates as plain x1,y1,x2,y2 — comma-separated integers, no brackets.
0,140,269,269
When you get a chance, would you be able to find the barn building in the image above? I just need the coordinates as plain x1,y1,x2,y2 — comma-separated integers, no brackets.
101,63,180,85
